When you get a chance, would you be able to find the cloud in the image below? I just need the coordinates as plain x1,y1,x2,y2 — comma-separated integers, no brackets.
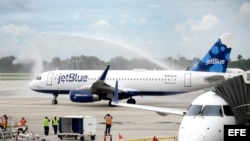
91,20,112,30
175,23,186,32
189,15,220,31
240,2,250,21
136,18,147,26
175,14,220,32
0,24,34,37
0,24,36,51
73,13,81,22
147,4,161,8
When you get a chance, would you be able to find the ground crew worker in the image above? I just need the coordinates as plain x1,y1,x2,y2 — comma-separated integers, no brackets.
104,113,113,136
52,116,59,135
1,115,8,130
43,116,50,136
20,117,27,126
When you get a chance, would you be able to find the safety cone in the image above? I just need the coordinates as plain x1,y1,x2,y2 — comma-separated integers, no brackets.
104,135,106,141
119,133,123,141
153,136,158,141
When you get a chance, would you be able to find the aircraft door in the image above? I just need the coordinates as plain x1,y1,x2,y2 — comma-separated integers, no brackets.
46,72,54,85
184,73,191,87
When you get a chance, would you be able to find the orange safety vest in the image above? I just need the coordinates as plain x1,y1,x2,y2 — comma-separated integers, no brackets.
20,119,26,126
105,116,112,125
1,117,7,128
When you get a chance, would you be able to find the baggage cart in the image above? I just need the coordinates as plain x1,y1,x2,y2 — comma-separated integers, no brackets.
57,115,96,141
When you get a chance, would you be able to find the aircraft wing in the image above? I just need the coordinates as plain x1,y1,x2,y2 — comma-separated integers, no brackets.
111,80,186,116
89,65,114,93
81,65,137,94
112,101,186,116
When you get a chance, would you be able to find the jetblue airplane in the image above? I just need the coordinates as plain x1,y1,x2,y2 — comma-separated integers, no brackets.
111,80,236,141
28,33,239,106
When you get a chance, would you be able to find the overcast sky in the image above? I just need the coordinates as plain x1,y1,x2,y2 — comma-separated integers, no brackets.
0,0,250,64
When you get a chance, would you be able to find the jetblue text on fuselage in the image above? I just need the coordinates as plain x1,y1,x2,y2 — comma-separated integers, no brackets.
58,73,88,84
206,58,225,65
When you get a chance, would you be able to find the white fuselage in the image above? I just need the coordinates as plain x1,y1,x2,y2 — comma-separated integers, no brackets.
29,69,239,96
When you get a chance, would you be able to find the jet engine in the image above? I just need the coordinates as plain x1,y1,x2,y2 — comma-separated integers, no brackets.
69,90,100,103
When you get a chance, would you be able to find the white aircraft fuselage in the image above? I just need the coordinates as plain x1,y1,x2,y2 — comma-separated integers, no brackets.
29,69,238,96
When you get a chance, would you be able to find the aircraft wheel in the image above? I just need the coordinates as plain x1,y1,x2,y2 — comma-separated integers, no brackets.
80,136,84,141
127,98,136,104
90,135,95,140
52,100,58,105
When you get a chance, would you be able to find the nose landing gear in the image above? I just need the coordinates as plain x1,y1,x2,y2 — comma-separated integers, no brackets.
52,93,58,105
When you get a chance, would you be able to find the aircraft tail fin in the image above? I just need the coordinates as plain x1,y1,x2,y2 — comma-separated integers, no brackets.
190,33,233,73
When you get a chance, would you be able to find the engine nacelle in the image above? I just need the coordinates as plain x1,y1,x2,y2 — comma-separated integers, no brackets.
69,90,100,103
156,112,169,116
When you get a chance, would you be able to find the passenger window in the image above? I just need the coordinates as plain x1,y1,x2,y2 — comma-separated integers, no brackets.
36,76,41,80
201,105,222,116
186,105,202,116
223,105,234,116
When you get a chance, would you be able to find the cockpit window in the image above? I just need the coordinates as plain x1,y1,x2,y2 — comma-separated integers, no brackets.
201,105,222,116
36,76,42,80
186,105,202,116
223,105,234,116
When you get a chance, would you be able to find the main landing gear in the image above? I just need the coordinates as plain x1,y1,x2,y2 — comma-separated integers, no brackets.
109,100,115,107
108,97,136,107
127,98,136,104
52,93,58,105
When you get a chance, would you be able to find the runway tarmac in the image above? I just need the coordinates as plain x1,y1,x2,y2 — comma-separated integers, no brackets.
0,80,203,141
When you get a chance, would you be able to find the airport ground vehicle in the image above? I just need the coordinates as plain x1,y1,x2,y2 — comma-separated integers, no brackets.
57,115,96,141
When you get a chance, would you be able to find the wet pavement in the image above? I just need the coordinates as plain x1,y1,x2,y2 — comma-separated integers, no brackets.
0,80,202,141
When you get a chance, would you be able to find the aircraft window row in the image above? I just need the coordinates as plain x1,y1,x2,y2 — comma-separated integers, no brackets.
187,105,234,117
36,76,42,80
88,78,176,81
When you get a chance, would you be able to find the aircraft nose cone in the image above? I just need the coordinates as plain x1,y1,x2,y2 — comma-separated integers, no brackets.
28,81,34,90
179,133,205,141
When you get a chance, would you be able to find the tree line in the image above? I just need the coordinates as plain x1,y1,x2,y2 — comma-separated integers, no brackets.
0,55,249,73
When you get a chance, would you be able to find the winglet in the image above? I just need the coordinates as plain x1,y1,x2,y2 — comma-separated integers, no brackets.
112,80,119,104
190,33,233,73
99,65,110,80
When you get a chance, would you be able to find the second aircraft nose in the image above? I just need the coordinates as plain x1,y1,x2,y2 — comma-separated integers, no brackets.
28,80,34,90
178,132,206,141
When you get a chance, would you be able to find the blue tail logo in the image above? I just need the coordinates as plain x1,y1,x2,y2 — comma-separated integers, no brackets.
190,38,231,73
